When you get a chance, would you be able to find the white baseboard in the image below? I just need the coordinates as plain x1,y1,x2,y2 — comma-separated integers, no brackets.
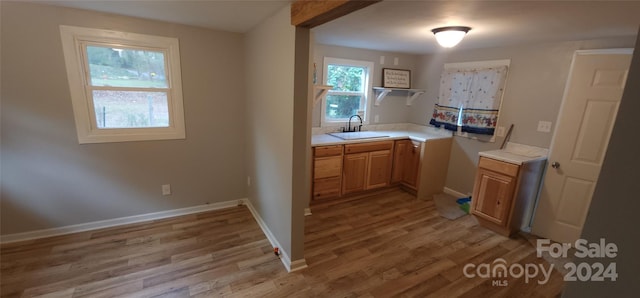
443,187,469,199
1,197,308,273
0,199,244,244
241,199,308,272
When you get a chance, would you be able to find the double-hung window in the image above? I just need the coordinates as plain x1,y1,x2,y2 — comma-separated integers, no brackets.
60,25,185,143
322,57,373,126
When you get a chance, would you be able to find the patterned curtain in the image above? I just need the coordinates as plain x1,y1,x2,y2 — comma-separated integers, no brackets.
430,66,508,135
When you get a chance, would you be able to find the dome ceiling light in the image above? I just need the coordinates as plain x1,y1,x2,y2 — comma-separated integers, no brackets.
431,26,472,48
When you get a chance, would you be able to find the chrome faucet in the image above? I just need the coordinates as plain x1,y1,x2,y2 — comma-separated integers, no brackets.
345,114,363,132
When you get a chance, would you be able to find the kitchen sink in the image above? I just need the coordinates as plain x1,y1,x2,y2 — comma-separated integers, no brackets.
328,131,389,140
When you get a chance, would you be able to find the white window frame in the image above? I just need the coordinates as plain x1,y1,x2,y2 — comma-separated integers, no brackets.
322,57,374,127
60,25,185,144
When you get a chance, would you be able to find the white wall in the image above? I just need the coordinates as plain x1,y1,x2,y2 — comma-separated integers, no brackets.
1,2,247,235
244,5,297,261
411,37,637,195
312,44,421,127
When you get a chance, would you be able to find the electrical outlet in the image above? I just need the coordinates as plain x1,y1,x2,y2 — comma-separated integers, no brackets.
496,126,506,137
374,115,380,123
162,184,171,196
537,121,552,133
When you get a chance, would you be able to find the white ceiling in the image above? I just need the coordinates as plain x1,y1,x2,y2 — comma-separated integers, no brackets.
35,0,291,33
313,0,640,54
34,0,640,54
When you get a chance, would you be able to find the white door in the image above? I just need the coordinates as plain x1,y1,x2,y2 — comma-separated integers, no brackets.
532,50,632,244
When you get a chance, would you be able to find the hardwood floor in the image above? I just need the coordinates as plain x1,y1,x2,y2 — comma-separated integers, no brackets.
1,190,564,297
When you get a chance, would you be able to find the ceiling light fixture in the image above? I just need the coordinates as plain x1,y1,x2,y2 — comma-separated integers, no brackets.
431,26,471,48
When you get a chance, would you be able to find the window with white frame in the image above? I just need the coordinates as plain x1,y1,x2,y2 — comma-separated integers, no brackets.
60,25,185,144
322,57,374,125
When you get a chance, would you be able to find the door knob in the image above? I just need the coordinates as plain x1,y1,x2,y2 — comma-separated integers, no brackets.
551,162,560,169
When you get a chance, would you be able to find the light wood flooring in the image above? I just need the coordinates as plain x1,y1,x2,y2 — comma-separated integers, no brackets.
1,189,564,297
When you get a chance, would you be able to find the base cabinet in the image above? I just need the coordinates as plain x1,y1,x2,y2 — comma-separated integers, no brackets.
471,156,544,236
311,137,453,201
342,141,393,195
342,153,368,194
391,140,421,189
312,145,343,200
472,168,516,226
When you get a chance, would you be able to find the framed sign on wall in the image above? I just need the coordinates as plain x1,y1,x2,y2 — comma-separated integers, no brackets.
382,68,411,88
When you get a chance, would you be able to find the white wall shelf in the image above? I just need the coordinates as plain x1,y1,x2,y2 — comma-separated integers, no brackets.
373,87,426,106
313,85,333,106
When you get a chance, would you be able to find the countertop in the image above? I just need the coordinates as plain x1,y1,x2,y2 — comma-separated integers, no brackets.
478,143,549,165
311,130,452,147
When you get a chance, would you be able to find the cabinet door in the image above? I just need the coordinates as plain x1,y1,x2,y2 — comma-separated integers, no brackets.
471,168,516,226
391,140,408,183
366,150,392,189
342,153,368,194
403,141,421,188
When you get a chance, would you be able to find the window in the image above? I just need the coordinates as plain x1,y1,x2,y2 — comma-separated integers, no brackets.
322,57,374,126
430,59,510,142
60,25,185,143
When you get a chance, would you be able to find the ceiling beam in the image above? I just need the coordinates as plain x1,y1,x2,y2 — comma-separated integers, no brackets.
291,0,381,28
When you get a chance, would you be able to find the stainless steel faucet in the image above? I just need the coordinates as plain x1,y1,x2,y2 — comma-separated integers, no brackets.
345,114,363,132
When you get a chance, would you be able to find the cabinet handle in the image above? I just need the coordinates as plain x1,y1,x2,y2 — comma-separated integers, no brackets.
551,162,560,169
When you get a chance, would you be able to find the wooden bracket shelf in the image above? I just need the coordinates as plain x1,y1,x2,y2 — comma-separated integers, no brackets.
373,87,425,106
313,85,333,106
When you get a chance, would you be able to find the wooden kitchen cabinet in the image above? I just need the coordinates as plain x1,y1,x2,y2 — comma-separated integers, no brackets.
342,152,368,194
471,156,543,236
391,140,408,184
312,145,343,200
342,141,393,195
472,167,516,226
391,139,421,189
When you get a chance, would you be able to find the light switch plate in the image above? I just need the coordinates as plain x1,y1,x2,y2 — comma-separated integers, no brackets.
374,115,380,123
496,126,506,137
162,184,171,196
537,121,552,133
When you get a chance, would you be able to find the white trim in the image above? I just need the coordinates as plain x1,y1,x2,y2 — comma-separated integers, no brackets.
0,198,308,273
59,25,186,144
321,57,374,127
0,199,243,244
242,199,307,272
443,187,468,199
241,199,308,272
574,48,634,55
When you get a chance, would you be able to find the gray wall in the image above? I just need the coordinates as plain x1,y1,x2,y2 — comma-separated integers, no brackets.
563,30,640,298
312,44,421,127
0,2,247,235
410,37,637,195
245,6,297,260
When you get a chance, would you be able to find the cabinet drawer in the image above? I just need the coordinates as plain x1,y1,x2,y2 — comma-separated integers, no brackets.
313,177,341,199
314,156,342,179
314,145,343,157
478,157,519,177
345,141,393,154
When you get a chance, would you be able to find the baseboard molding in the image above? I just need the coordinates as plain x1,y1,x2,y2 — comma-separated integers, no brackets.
443,187,469,199
241,199,308,272
0,199,244,244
